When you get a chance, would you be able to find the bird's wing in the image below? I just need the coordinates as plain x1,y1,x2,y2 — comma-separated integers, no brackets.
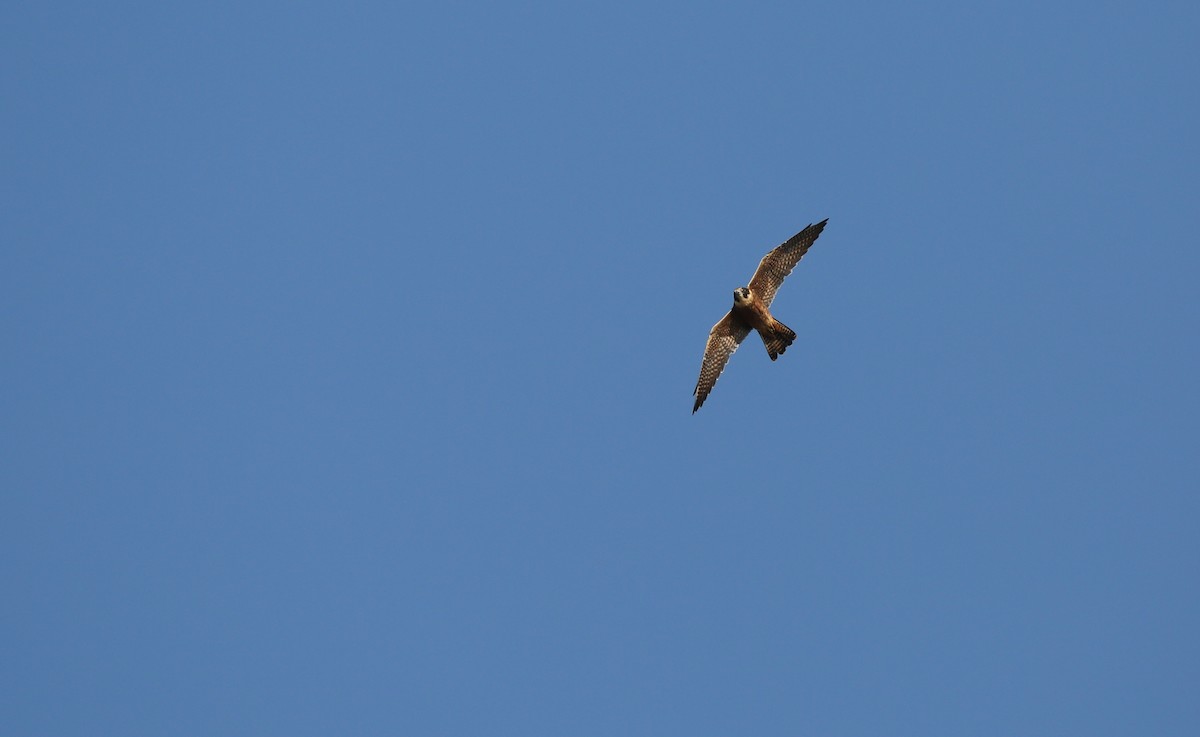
747,219,829,309
692,311,752,413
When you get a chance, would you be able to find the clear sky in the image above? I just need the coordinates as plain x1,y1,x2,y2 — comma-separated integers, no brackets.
3,1,1198,735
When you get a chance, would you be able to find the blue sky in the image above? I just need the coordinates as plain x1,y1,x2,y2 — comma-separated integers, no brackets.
3,1,1198,735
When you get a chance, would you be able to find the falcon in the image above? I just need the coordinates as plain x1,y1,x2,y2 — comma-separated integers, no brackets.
692,219,829,413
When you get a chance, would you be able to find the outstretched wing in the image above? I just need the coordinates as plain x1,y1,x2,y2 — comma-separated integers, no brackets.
747,219,829,308
692,311,752,413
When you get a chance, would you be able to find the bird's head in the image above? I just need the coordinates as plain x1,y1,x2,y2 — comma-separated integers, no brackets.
733,287,753,305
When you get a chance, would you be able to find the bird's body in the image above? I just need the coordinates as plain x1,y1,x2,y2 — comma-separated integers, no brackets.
731,286,797,360
692,219,828,413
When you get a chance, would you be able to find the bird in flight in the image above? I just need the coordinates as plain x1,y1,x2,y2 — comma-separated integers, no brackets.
692,219,829,413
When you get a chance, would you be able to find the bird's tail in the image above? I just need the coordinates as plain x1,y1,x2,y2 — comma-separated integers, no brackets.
759,319,796,361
